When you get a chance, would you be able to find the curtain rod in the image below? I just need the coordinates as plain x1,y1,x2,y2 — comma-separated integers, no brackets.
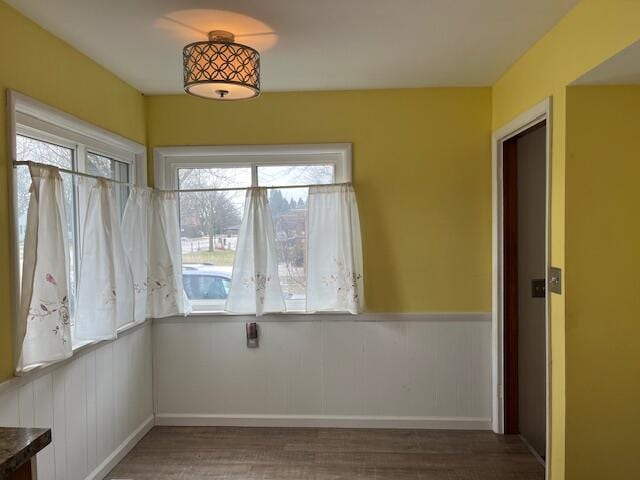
157,182,352,194
14,160,352,193
14,160,140,187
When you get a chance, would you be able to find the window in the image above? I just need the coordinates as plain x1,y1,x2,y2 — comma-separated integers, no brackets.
10,91,146,347
262,165,333,307
15,135,78,317
177,166,250,272
86,152,131,217
15,135,75,260
154,144,352,312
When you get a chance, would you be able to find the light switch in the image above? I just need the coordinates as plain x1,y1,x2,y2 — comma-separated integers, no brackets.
532,279,546,298
246,322,259,348
549,267,562,294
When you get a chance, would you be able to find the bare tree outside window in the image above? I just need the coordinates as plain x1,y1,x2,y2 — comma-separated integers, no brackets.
15,135,73,219
178,167,249,266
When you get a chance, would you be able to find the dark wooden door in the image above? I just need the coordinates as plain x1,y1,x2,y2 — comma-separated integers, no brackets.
503,120,546,435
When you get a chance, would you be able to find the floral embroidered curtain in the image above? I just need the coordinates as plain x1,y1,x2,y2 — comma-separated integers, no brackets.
225,188,286,315
306,184,364,314
147,191,192,318
14,164,364,374
16,165,72,373
225,184,364,316
75,178,134,341
15,174,191,375
122,187,151,323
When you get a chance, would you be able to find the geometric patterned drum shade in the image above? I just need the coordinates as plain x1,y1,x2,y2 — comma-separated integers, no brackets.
183,31,260,101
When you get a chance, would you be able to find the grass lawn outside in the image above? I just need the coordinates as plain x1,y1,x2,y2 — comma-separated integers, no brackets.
183,249,236,266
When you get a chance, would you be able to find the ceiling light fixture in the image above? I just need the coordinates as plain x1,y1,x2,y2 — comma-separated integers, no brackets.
183,30,260,100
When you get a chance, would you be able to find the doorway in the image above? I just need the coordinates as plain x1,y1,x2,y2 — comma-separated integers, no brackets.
503,121,547,462
492,98,553,479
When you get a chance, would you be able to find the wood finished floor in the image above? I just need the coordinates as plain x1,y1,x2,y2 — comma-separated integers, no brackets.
106,426,544,480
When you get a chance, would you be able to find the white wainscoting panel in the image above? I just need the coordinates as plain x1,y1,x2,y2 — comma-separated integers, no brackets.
153,313,492,429
0,322,153,480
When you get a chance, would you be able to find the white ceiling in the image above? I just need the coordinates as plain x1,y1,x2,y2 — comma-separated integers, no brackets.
573,40,640,85
7,0,579,94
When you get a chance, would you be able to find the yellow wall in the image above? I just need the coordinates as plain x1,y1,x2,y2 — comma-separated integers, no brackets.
146,89,493,313
3,4,640,478
1,0,494,378
565,86,640,480
0,1,146,381
492,1,640,478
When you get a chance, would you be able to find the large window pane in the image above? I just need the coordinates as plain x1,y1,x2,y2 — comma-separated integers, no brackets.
260,166,333,309
86,152,128,180
16,136,74,239
86,152,130,218
269,187,308,310
177,165,334,311
178,166,249,310
15,135,76,316
258,164,333,187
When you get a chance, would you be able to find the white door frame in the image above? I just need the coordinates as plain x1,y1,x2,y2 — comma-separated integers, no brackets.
491,97,552,478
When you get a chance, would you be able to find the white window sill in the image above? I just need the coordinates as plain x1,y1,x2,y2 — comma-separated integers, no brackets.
0,319,150,395
188,298,309,315
187,310,308,316
69,319,145,351
156,311,357,324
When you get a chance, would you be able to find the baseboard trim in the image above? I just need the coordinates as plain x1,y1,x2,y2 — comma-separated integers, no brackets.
154,414,491,430
85,415,154,480
519,434,545,467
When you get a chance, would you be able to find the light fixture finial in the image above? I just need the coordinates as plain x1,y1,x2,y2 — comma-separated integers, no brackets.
208,30,235,42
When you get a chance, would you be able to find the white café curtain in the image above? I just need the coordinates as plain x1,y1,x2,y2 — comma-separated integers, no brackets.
121,187,151,323
14,168,191,373
306,184,364,314
146,191,191,318
14,162,365,373
225,187,286,315
75,178,134,341
16,165,72,373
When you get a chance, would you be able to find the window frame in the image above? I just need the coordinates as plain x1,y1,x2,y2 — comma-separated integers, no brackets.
154,143,352,315
7,91,147,364
154,144,352,190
